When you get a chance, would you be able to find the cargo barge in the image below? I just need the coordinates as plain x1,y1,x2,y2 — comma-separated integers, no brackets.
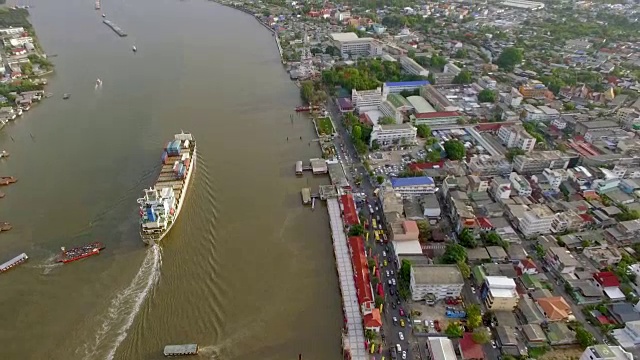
138,132,196,244
56,242,105,263
103,19,127,37
163,344,198,356
0,253,28,273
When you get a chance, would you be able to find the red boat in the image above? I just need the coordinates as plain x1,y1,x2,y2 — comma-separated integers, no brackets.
56,242,105,263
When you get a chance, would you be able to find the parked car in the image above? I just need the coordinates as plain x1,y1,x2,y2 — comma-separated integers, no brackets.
386,270,390,277
402,351,407,360
491,340,497,349
390,288,395,296
399,332,404,341
392,302,397,309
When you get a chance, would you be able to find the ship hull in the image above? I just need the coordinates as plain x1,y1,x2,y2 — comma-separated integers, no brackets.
141,142,196,245
60,250,101,263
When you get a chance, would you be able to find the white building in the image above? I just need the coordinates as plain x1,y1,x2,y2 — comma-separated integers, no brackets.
410,264,464,301
390,176,437,197
330,32,383,58
543,168,569,190
523,104,560,122
478,76,497,90
334,11,351,21
491,178,512,200
443,63,461,76
9,37,32,48
351,88,383,113
519,204,555,237
0,27,24,35
613,320,640,350
498,125,536,152
427,337,457,360
370,123,417,148
551,117,567,130
399,56,429,77
509,172,532,196
501,87,524,107
379,100,404,124
382,81,430,96
579,345,633,360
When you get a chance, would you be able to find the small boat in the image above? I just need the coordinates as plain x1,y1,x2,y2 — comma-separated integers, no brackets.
0,222,12,231
0,253,28,273
102,13,106,18
63,93,70,100
0,150,9,158
164,344,198,356
0,177,17,185
56,242,105,264
132,45,137,52
96,78,103,87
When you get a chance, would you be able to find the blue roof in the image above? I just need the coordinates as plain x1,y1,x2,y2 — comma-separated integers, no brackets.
384,81,430,87
390,176,434,187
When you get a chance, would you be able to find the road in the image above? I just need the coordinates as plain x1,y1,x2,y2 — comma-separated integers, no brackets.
327,99,415,360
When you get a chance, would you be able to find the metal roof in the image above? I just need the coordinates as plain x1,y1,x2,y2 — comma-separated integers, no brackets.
390,176,434,188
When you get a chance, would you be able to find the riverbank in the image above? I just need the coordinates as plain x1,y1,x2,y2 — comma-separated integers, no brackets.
210,0,284,63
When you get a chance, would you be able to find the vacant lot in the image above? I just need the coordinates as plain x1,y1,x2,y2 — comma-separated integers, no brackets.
539,346,583,360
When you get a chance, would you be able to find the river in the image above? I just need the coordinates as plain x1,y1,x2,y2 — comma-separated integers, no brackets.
0,0,341,359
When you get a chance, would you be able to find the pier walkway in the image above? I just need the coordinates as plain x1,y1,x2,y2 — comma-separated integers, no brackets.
327,198,367,359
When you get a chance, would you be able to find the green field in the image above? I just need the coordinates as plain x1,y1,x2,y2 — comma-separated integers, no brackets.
317,117,334,135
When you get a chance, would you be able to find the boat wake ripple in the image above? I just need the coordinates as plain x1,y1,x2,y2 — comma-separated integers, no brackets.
27,253,63,275
79,245,162,360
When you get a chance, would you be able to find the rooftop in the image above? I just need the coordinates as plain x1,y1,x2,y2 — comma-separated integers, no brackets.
391,176,435,188
427,337,457,360
412,264,464,285
330,32,360,42
407,95,436,113
536,296,572,321
385,80,430,87
485,275,517,289
387,93,412,108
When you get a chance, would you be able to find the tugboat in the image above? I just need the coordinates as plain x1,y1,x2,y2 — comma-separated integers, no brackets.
96,78,103,87
132,45,137,53
102,13,106,18
56,242,105,264
63,93,70,100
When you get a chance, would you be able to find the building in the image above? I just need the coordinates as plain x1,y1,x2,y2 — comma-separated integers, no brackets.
406,95,436,114
330,32,382,58
579,345,633,360
351,88,383,113
501,87,524,107
347,236,375,314
498,125,536,152
545,246,580,274
593,271,625,301
502,0,545,10
427,337,457,360
482,276,518,310
509,172,532,196
444,63,461,76
420,85,459,112
585,129,634,144
9,36,32,47
543,168,569,190
605,219,640,245
410,264,464,301
612,320,640,350
478,76,497,90
522,104,560,122
459,333,484,360
513,151,574,174
584,246,622,267
399,56,429,77
519,204,555,237
390,176,437,197
339,194,359,226
370,123,417,147
536,296,573,321
379,100,404,124
420,194,441,220
364,308,382,333
575,120,620,136
468,156,513,176
390,220,420,242
491,178,512,200
519,81,548,99
382,81,430,96
410,111,462,126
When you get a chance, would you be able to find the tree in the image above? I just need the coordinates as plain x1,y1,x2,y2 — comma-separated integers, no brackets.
444,140,466,160
375,295,384,308
379,116,396,125
365,329,377,341
496,47,524,71
426,151,441,162
576,326,597,348
454,49,468,59
430,54,447,70
505,148,525,162
563,102,576,111
376,175,385,184
348,224,364,236
458,261,471,279
453,70,473,84
482,231,503,246
557,143,567,152
477,89,497,103
416,124,432,138
427,72,436,84
325,45,340,57
408,49,416,59
466,304,482,329
472,328,491,344
352,125,363,141
416,220,430,240
459,228,477,248
445,322,463,338
398,259,412,300
300,81,314,103
442,243,467,264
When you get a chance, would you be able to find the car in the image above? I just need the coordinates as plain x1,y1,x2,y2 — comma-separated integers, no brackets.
399,319,405,327
398,332,404,341
383,251,387,257
375,206,379,211
388,279,392,285
386,270,390,277
378,224,383,230
429,320,434,328
491,340,497,349
390,270,394,275
392,301,397,309
390,348,397,359
391,278,396,286
396,344,402,352
390,288,395,295
377,215,381,221
402,351,407,360
399,308,405,317
471,287,476,294
393,316,398,325
383,260,388,267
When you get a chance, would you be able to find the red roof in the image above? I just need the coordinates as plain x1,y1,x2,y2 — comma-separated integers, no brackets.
520,259,538,270
476,217,493,229
460,333,484,360
340,194,359,226
594,271,620,287
414,111,460,119
409,160,445,171
348,236,373,307
364,309,382,328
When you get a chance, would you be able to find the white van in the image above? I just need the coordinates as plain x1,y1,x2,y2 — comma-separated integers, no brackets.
396,344,402,352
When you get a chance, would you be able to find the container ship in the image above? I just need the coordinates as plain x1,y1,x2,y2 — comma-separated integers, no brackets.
138,132,196,244
0,253,28,273
56,242,105,263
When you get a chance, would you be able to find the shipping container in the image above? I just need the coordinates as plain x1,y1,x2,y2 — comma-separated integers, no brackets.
161,151,168,162
165,142,172,150
173,161,180,173
173,140,182,151
183,139,190,148
184,158,191,169
176,163,184,175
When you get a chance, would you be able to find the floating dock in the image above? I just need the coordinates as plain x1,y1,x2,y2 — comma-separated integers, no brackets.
301,188,311,205
163,344,198,356
103,20,127,37
294,159,326,175
0,253,28,273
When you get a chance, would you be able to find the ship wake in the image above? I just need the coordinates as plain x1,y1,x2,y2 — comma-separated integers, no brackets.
79,245,162,360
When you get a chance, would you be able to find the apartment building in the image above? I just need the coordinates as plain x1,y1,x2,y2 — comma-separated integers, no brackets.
419,85,459,112
509,172,532,196
390,176,437,197
481,276,519,310
519,204,555,237
498,125,536,152
523,104,560,122
379,100,404,124
444,63,461,76
545,246,580,274
410,264,464,301
584,245,622,267
491,178,512,200
579,345,633,360
370,123,417,147
513,151,575,174
501,87,524,107
399,56,429,77
410,111,462,126
382,81,430,96
330,32,383,58
351,87,383,113
519,81,548,99
543,168,569,190
605,219,640,245
467,155,513,176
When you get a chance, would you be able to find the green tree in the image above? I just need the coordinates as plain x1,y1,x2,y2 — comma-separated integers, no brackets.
505,148,525,162
454,49,468,59
563,102,576,111
445,322,463,338
426,151,441,162
477,89,496,103
430,54,447,70
348,224,364,236
427,72,436,84
416,220,430,240
453,70,473,84
576,326,597,348
365,329,377,341
482,231,503,246
398,259,412,300
472,328,491,344
557,143,568,152
376,175,385,185
375,295,384,308
496,47,524,71
459,228,477,248
408,49,416,59
442,243,467,264
352,124,363,140
300,81,314,103
458,261,471,279
466,304,482,329
444,140,466,160
416,124,432,138
379,116,396,125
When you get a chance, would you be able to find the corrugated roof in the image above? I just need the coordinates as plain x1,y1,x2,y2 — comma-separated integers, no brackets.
340,194,359,226
348,236,373,306
415,111,460,119
385,80,430,87
391,176,434,188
